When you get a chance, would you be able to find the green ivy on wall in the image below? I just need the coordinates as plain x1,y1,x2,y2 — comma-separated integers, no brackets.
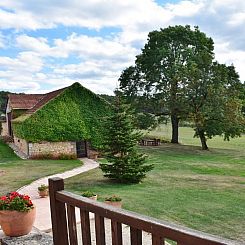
12,83,111,149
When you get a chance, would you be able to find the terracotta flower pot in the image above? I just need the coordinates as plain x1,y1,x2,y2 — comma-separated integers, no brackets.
89,195,97,201
104,201,122,208
38,189,49,198
0,207,36,237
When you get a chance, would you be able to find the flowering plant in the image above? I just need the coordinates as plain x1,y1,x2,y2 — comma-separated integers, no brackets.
0,192,34,212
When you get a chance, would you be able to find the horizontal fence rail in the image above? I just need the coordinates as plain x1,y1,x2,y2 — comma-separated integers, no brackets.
48,177,242,245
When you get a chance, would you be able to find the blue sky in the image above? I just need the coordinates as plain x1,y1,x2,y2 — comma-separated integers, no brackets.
0,0,244,94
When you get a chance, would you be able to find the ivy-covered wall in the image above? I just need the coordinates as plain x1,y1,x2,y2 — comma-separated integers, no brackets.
12,83,111,149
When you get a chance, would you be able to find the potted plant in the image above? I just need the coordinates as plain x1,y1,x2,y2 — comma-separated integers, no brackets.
0,192,36,237
104,195,122,208
81,191,97,200
38,184,49,198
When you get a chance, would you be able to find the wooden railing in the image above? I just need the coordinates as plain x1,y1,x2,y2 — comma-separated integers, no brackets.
48,177,241,245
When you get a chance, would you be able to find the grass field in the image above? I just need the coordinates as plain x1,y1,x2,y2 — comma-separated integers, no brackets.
65,126,245,242
144,124,245,150
0,140,82,195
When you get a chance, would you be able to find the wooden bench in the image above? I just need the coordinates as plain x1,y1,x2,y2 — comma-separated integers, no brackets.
140,139,161,146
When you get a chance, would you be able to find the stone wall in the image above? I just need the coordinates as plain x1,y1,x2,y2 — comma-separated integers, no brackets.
14,135,29,155
11,137,97,159
1,122,8,136
28,141,77,157
87,148,99,160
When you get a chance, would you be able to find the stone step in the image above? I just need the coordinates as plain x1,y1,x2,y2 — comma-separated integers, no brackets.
0,228,53,245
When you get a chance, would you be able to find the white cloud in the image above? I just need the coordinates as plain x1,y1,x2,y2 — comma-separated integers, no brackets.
0,8,53,30
0,80,41,92
0,0,245,95
228,12,245,26
0,51,44,92
16,35,50,53
0,52,43,73
16,33,138,60
54,34,138,61
0,1,162,30
214,40,245,81
0,33,5,48
165,0,204,17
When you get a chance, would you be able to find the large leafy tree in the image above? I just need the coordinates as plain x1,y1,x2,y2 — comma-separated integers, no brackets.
186,62,245,149
119,25,214,143
100,97,153,183
119,25,244,149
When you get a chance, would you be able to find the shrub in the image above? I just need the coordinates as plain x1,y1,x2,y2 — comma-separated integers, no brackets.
30,153,77,160
59,153,77,160
30,153,53,160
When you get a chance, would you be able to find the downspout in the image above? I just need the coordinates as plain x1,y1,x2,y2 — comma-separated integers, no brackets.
27,142,30,158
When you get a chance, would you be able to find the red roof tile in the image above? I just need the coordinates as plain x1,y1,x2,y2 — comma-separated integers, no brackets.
26,88,66,114
9,87,66,113
9,94,45,110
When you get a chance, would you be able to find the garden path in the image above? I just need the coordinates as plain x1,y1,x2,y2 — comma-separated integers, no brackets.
17,158,99,232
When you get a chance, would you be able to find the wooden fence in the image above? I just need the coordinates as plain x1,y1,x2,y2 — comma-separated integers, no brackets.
49,177,242,245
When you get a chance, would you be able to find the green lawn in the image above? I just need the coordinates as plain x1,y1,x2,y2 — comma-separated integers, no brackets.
0,140,82,195
65,126,245,242
145,124,245,150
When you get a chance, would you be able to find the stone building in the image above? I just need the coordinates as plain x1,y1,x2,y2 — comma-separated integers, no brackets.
3,82,110,159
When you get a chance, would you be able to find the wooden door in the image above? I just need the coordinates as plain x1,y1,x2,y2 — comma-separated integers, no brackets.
76,141,87,158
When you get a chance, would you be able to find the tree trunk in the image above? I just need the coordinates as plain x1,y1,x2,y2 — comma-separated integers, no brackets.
171,114,179,144
199,130,208,150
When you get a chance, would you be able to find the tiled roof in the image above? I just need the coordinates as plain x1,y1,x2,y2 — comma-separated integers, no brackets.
8,94,45,110
26,88,66,114
9,87,66,113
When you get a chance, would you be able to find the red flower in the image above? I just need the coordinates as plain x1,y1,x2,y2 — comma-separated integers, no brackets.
23,195,30,201
10,192,19,196
0,192,34,212
0,196,7,201
9,194,16,200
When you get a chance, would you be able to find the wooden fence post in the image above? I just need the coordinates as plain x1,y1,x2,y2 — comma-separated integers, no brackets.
49,177,69,245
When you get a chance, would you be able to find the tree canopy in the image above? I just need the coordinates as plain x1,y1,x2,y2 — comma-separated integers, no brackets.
119,25,214,144
185,61,245,149
119,25,245,149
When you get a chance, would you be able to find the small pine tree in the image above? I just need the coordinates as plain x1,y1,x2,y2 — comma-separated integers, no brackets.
100,97,153,183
